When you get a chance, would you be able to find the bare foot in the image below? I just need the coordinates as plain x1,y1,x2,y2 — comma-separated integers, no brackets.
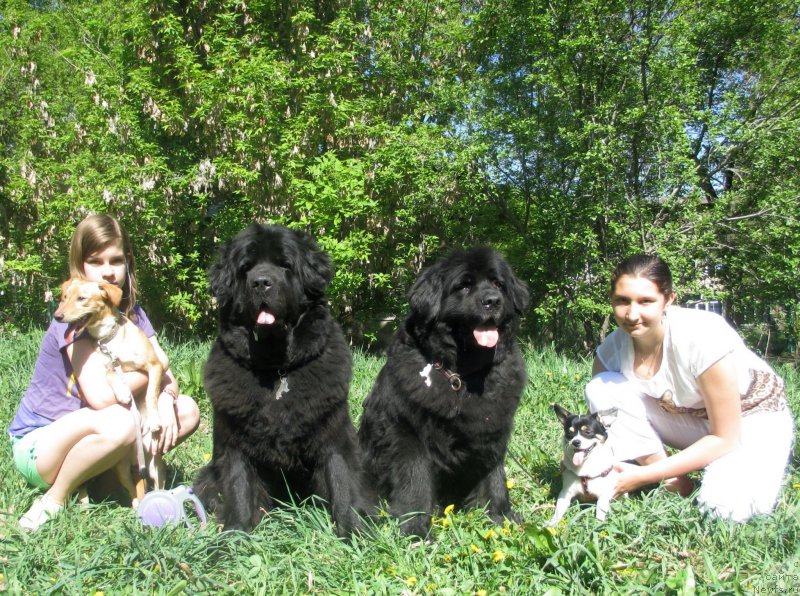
663,475,694,497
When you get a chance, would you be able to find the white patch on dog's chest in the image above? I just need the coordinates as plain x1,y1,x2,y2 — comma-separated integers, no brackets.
275,374,290,399
419,363,433,387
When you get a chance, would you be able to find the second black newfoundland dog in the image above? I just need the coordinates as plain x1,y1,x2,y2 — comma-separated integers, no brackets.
193,224,373,535
359,247,529,536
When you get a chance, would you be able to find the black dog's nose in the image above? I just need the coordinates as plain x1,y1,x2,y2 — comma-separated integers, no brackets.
571,438,582,448
481,291,501,309
251,276,272,291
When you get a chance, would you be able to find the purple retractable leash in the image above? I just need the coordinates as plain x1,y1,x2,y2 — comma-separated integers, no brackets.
137,485,208,527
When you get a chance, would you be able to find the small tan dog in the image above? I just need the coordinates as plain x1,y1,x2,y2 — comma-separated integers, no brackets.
55,278,166,506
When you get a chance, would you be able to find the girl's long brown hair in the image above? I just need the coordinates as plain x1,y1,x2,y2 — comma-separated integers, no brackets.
68,214,137,318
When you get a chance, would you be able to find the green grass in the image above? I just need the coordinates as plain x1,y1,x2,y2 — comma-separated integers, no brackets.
1,330,798,594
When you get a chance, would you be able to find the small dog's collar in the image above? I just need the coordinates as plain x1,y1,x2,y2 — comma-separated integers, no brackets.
580,466,614,494
97,318,123,369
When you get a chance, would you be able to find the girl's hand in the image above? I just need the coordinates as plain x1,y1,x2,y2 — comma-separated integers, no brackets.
154,391,179,455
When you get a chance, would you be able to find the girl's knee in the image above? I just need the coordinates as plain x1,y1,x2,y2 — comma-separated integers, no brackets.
177,395,201,435
95,405,138,446
584,371,631,411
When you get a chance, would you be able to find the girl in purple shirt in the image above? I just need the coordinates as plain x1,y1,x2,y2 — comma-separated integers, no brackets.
8,214,200,530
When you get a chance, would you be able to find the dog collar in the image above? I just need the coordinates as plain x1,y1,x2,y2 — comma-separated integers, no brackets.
97,321,123,370
580,466,614,494
434,362,463,391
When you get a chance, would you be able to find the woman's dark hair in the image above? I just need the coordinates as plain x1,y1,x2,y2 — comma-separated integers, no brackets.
610,254,673,297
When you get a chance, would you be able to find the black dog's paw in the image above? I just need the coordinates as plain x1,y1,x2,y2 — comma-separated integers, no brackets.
489,507,521,526
333,507,368,538
399,513,431,538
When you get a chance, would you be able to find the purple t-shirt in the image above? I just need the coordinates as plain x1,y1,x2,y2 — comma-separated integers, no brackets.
8,305,155,438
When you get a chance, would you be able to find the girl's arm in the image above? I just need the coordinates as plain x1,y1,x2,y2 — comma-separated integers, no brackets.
149,335,180,454
69,335,181,454
68,338,122,409
614,353,742,494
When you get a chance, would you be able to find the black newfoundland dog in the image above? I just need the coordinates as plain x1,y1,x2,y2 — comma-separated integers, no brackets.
359,247,529,536
194,224,373,535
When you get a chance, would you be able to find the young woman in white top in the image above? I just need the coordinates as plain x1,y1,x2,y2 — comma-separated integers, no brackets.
586,254,794,521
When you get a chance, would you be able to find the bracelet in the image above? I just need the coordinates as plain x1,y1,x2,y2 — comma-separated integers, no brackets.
160,387,179,401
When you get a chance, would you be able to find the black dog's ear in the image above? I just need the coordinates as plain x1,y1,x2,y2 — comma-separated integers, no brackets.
208,241,235,307
552,403,572,424
289,229,333,301
501,260,530,316
408,261,445,324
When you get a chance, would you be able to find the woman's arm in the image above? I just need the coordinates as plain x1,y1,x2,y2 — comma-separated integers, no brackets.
614,353,742,494
592,357,607,376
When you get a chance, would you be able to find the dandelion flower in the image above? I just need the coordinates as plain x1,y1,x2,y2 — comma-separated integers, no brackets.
203,452,212,462
506,479,515,489
483,529,497,540
477,590,488,596
492,550,507,562
470,544,482,553
406,576,417,586
443,504,455,515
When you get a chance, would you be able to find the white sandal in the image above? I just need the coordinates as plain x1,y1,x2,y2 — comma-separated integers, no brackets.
19,494,63,531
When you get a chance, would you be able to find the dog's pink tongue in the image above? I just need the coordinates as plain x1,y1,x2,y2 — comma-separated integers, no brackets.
257,310,275,325
474,325,499,348
572,451,586,466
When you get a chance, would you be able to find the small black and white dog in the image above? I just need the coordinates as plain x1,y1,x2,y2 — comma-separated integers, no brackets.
548,404,620,524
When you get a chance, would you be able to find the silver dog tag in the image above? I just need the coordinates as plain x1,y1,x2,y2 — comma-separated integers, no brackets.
275,374,289,400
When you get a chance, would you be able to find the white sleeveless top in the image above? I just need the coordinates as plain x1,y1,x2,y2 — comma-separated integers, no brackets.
596,306,772,409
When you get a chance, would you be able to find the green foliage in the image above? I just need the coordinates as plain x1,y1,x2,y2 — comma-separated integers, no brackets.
0,0,798,353
1,334,798,592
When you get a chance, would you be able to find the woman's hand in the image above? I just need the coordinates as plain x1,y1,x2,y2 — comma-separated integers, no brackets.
613,461,648,497
613,462,695,498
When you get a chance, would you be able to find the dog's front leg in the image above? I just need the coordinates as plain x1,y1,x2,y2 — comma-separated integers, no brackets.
547,481,579,526
595,495,611,522
148,452,166,492
469,463,520,525
107,369,132,405
220,449,267,531
317,450,369,537
389,447,435,538
144,362,163,432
